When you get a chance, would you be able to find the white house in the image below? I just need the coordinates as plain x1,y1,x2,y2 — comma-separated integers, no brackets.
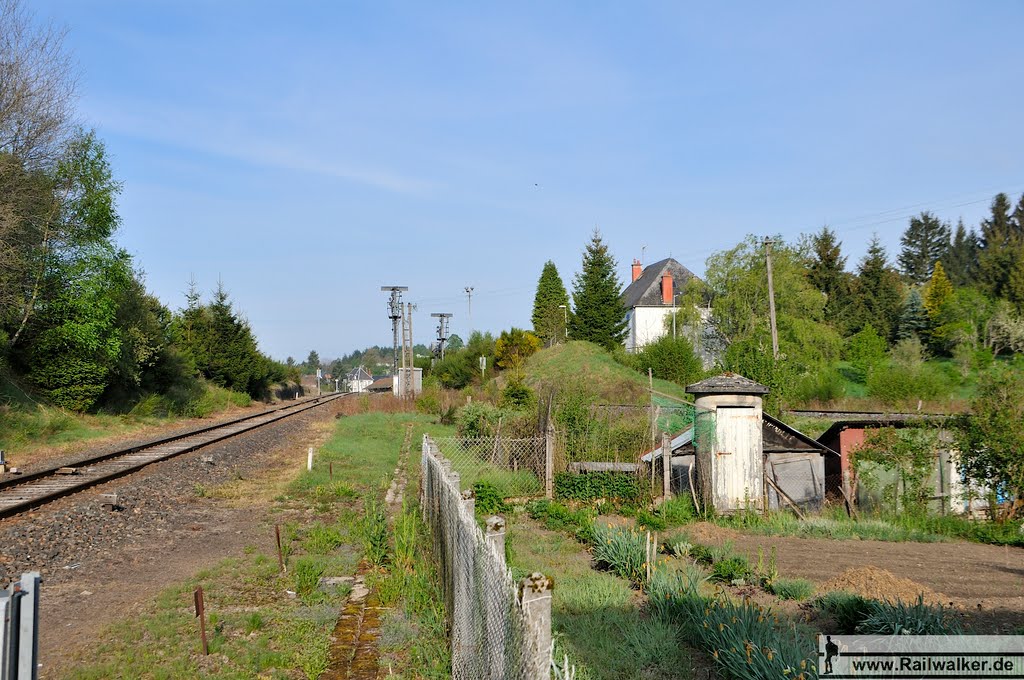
621,258,697,352
345,366,374,393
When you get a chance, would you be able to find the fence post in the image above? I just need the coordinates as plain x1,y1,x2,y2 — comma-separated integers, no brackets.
485,515,506,564
545,422,555,499
485,515,508,678
1,588,9,680
520,573,553,680
453,488,476,677
16,572,40,680
661,433,672,502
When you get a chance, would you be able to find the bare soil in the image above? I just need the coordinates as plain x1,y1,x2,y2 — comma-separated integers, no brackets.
689,522,1024,632
0,401,343,678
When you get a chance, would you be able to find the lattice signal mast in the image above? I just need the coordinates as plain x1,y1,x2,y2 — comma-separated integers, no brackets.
381,286,408,377
431,313,453,361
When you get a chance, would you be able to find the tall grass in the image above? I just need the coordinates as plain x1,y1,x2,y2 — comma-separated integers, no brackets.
720,507,1024,547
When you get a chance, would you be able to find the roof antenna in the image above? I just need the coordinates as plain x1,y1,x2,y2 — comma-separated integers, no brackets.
641,244,647,266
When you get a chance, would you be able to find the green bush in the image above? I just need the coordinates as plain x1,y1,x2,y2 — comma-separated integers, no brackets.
472,481,509,515
500,380,535,409
766,577,815,601
553,471,646,502
710,555,751,583
456,402,503,438
636,510,667,532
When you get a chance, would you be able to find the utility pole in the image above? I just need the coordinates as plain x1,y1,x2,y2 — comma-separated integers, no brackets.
431,313,453,361
464,286,474,330
764,238,780,360
381,286,408,377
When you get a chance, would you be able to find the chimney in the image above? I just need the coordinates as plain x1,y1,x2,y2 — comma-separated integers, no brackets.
632,259,642,282
661,273,673,305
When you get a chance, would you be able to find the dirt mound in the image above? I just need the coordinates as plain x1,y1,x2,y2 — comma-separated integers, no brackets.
687,522,742,542
822,566,946,604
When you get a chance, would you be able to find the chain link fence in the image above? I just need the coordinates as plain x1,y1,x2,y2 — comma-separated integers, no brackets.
422,435,569,679
432,435,549,499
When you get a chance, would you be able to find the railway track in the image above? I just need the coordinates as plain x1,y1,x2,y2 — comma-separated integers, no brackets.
0,393,347,519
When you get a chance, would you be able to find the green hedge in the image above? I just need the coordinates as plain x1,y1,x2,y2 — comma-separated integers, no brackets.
553,471,647,502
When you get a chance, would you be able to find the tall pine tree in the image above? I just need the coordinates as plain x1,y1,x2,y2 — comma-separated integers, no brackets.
807,226,851,317
942,219,980,287
978,193,1022,299
568,230,627,350
851,235,904,342
530,260,570,346
898,211,950,285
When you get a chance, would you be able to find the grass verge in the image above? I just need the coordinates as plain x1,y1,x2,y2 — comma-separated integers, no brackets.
69,409,457,678
508,516,694,679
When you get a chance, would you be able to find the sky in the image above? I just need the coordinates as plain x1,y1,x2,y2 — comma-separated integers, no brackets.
31,0,1024,361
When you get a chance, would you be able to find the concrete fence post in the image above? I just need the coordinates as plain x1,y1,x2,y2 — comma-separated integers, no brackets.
16,572,39,680
1,588,10,680
454,489,476,678
520,572,553,680
485,515,506,565
545,422,555,499
661,433,672,501
484,515,508,677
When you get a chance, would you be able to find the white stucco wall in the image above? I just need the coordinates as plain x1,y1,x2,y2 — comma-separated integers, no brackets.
627,306,672,352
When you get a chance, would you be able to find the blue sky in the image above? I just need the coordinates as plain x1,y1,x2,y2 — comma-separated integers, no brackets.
34,0,1024,361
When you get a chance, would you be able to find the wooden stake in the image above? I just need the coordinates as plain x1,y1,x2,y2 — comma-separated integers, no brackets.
275,524,285,572
193,586,208,655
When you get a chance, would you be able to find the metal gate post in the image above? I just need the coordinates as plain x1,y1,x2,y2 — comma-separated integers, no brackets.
16,573,39,680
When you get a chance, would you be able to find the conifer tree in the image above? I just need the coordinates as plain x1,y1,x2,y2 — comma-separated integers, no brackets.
568,230,627,350
530,260,570,345
922,261,954,323
807,226,851,317
896,289,928,341
978,193,1022,298
852,235,903,342
898,211,950,285
942,219,980,287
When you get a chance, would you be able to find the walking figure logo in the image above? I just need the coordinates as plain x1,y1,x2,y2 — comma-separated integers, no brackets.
823,635,839,675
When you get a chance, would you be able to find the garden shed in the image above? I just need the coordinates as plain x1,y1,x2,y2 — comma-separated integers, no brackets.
642,373,839,513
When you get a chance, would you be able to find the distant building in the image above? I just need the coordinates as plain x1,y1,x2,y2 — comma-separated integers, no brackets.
620,257,723,367
621,258,696,352
345,366,374,393
366,376,393,393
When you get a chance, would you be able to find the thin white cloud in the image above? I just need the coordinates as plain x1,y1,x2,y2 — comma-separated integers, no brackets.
86,100,435,196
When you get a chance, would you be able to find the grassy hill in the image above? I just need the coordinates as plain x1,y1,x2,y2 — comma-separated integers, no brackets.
523,341,691,405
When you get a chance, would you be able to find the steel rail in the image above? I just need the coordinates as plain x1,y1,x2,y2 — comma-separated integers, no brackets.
0,393,346,518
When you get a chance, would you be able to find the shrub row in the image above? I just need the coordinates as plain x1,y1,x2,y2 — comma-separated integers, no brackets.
553,471,647,503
